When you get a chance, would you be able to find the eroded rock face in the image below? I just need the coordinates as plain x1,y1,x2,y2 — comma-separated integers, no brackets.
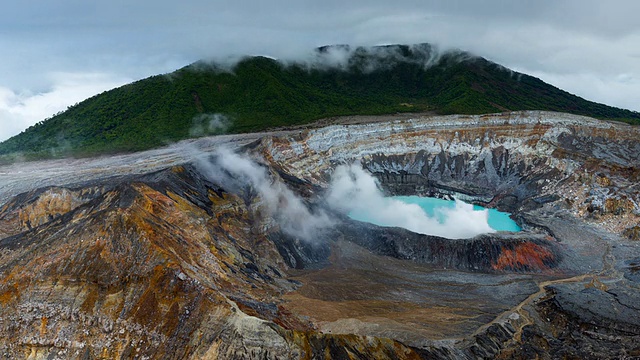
336,221,562,272
0,111,638,359
0,167,276,358
0,186,98,238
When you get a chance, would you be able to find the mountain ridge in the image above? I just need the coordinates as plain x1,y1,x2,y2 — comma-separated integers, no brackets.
1,43,638,161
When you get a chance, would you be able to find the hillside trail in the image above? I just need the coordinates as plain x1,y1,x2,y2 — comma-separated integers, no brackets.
469,241,616,343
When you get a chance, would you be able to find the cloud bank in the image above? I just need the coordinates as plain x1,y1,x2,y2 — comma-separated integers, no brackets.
288,43,443,72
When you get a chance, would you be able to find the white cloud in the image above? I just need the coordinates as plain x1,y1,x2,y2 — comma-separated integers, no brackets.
523,70,639,113
194,150,497,240
189,113,232,137
0,73,130,142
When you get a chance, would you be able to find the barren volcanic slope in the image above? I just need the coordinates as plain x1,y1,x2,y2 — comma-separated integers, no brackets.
0,111,639,359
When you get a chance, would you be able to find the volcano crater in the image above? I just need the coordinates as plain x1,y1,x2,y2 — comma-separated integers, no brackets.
0,111,639,359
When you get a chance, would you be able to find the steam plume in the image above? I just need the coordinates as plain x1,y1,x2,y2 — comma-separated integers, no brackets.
195,149,495,241
195,147,332,241
326,164,495,239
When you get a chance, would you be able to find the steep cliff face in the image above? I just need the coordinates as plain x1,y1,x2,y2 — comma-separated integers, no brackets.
0,111,638,359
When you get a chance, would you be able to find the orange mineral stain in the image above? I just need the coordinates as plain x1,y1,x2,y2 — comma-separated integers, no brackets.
492,242,554,271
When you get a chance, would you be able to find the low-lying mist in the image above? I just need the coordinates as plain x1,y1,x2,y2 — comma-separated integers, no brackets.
194,43,473,76
189,113,231,137
195,148,495,241
292,43,446,73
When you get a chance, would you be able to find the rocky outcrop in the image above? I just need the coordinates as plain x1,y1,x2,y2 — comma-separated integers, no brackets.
0,186,100,238
337,221,561,272
0,166,298,358
497,279,640,359
624,225,640,241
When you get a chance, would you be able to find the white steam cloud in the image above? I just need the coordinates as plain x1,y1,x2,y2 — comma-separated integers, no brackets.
195,147,333,241
195,149,496,241
189,113,232,137
326,164,495,239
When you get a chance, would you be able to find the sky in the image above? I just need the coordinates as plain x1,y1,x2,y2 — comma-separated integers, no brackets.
1,0,639,141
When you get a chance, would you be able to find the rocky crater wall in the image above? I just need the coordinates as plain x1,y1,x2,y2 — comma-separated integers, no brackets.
264,111,640,235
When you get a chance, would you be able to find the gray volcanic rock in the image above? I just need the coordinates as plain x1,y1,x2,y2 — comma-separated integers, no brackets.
505,279,640,359
337,221,562,272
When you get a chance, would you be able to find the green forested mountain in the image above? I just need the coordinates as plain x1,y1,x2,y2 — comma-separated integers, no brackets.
1,44,638,160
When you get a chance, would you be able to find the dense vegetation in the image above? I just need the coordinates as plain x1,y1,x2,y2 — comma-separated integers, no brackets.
1,43,638,160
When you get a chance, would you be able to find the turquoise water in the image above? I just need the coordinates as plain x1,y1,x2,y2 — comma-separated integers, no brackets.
393,196,521,232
